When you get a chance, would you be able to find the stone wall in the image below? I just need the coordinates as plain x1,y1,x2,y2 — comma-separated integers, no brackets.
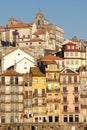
0,122,87,130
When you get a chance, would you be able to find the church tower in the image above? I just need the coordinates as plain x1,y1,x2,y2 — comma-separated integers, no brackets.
35,9,45,29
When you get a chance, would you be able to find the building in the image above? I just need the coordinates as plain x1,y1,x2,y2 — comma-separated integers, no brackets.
60,67,81,122
1,48,35,73
63,42,85,71
79,65,87,122
45,61,61,122
30,66,47,122
23,73,33,122
0,9,64,53
0,69,24,123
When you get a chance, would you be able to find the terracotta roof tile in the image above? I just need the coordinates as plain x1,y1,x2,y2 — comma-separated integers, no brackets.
9,23,31,28
43,54,63,60
0,26,5,31
65,42,76,45
2,69,22,76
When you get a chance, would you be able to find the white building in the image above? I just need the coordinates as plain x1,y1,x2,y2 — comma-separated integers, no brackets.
2,48,35,73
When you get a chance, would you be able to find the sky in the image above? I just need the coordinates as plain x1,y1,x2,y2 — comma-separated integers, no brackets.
0,0,87,40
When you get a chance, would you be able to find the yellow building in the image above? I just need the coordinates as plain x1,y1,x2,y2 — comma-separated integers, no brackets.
30,66,46,122
45,61,61,122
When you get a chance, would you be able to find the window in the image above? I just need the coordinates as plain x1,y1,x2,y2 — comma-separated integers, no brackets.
76,60,79,64
1,77,5,85
63,105,67,112
64,115,67,122
18,53,20,56
15,77,18,85
24,82,28,87
25,91,28,98
75,106,79,112
29,91,32,96
75,52,78,56
72,45,74,49
28,35,30,38
48,94,52,101
66,60,69,65
42,78,46,84
68,76,71,83
74,87,78,92
71,60,74,65
10,116,14,123
1,116,5,123
63,97,67,103
71,52,73,56
63,86,67,92
74,76,77,83
48,73,52,80
54,83,58,90
67,45,70,49
54,94,58,102
55,104,58,110
75,115,79,122
34,78,38,84
34,89,38,96
62,76,66,83
34,98,38,105
55,116,59,122
75,97,78,103
66,52,68,56
26,43,28,45
10,77,14,85
42,89,45,95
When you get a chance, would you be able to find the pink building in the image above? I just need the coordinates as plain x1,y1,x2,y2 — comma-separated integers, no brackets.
60,67,81,122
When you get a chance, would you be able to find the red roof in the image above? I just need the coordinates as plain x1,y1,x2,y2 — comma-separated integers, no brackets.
9,23,31,28
0,26,5,31
2,69,22,76
43,54,63,60
65,42,76,45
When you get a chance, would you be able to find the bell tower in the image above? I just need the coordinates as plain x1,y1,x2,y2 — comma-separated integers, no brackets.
35,9,45,29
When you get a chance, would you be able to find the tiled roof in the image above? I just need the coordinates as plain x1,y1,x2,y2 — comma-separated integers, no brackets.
33,30,45,35
30,67,45,76
0,26,5,31
29,37,43,42
2,69,22,76
65,42,76,45
43,54,63,60
9,23,31,28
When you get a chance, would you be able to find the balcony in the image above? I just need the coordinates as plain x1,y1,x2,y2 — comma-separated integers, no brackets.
33,93,46,97
46,88,60,93
61,90,68,94
62,110,68,113
81,105,87,109
75,110,80,113
73,100,79,104
73,90,79,95
80,94,87,98
54,99,60,103
24,95,33,99
62,100,68,104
